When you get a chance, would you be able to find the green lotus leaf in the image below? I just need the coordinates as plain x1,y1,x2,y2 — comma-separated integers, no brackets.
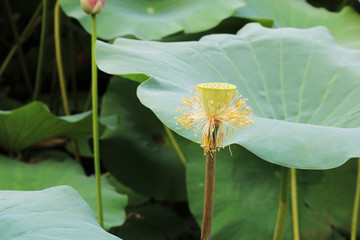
59,0,245,40
234,0,360,49
186,145,356,239
161,17,274,42
0,101,94,152
0,155,127,229
0,186,122,239
96,23,360,169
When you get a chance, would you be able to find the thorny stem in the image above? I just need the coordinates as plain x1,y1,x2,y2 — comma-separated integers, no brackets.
91,14,104,228
3,0,36,93
336,0,349,11
0,3,42,79
83,88,92,112
351,158,360,240
68,19,78,111
54,0,81,163
33,0,49,100
273,167,290,240
49,63,58,109
201,128,217,240
164,125,187,167
0,0,41,94
54,0,70,116
0,46,17,79
291,168,300,240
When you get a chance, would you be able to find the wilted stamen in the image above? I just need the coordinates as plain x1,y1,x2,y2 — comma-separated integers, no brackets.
175,83,254,155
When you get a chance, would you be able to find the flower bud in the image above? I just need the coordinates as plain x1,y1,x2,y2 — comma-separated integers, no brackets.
196,83,236,115
80,0,105,15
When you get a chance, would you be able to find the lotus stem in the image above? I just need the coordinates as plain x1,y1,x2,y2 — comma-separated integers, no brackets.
54,0,81,163
0,2,42,79
33,0,49,100
291,168,300,240
0,46,17,80
4,0,32,94
83,89,92,112
68,18,78,111
201,130,217,240
54,0,70,115
163,125,187,167
91,14,104,228
351,158,360,240
273,167,290,240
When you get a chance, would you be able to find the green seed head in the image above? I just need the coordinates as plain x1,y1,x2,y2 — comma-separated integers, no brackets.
196,83,237,114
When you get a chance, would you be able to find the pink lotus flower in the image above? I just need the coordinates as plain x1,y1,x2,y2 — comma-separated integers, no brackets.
80,0,105,15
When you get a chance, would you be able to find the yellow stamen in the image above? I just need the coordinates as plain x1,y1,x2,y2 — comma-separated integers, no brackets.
175,83,254,155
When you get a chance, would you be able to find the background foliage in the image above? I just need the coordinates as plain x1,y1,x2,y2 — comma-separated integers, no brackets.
0,0,359,239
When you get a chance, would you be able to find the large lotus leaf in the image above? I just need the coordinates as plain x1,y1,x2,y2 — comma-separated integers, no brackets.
96,23,360,169
0,101,94,152
100,77,189,201
0,186,121,240
234,0,360,49
0,155,127,229
187,145,355,239
161,17,274,43
59,0,245,40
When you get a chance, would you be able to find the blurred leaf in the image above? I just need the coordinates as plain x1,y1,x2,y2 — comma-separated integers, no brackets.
34,136,68,148
0,186,122,240
235,0,360,49
297,159,358,235
59,0,245,40
96,23,360,169
186,145,355,239
31,149,72,161
0,101,94,152
115,205,185,240
66,135,94,158
100,78,190,201
0,154,127,229
108,176,149,207
329,232,346,240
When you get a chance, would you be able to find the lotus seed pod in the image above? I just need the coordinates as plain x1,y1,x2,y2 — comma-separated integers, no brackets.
196,83,236,115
